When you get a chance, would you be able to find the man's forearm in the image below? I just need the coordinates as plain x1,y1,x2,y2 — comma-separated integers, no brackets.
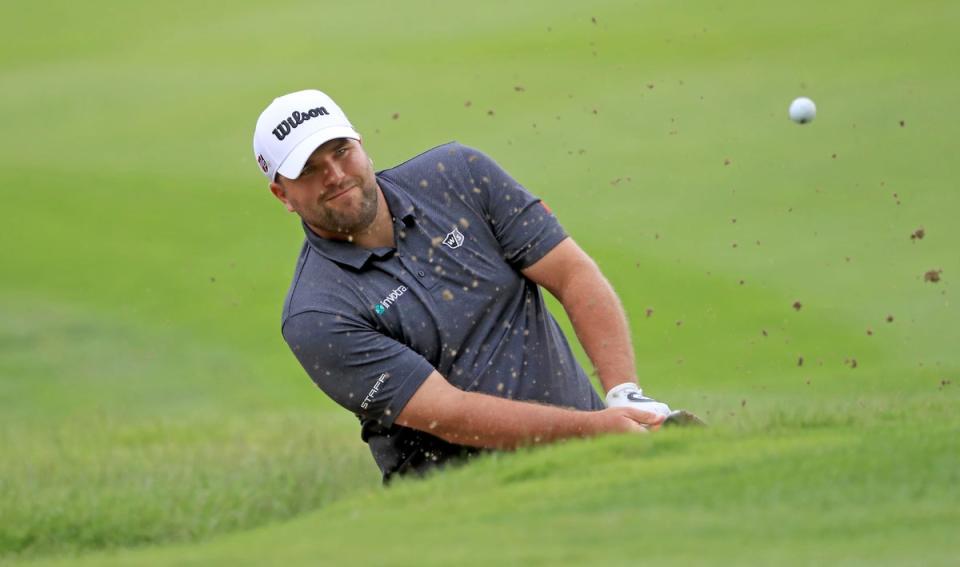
395,372,655,449
403,389,595,449
555,263,637,393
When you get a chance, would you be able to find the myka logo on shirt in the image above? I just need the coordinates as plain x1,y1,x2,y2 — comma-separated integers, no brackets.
272,106,330,141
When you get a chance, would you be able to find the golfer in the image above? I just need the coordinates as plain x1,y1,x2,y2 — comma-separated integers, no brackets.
253,90,676,482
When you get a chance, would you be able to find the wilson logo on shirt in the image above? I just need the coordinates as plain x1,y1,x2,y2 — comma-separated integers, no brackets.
442,227,464,249
374,285,408,315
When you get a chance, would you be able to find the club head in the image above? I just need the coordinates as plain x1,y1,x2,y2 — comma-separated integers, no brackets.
663,409,706,427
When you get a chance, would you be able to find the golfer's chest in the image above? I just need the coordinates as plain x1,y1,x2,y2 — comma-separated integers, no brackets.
359,235,523,362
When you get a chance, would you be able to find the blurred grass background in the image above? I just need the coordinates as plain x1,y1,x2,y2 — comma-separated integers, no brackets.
1,0,957,564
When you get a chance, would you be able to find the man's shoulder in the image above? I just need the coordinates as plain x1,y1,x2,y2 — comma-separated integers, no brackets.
280,241,355,325
387,141,466,167
379,142,492,181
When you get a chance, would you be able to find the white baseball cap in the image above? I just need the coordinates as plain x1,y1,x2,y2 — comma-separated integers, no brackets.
253,89,361,181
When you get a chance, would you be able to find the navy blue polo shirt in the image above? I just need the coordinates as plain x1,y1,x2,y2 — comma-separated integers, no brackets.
281,142,604,481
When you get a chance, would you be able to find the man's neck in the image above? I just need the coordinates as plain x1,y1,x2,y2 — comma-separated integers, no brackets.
307,186,395,249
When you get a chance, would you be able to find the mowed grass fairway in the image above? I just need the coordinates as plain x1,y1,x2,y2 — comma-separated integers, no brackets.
2,0,958,565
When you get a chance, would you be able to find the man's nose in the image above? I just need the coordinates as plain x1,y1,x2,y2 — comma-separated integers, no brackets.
322,161,345,186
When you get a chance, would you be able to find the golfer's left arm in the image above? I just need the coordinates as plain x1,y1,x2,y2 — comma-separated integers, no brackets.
521,238,637,394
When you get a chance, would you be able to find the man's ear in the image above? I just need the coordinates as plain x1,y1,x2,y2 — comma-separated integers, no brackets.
269,181,295,213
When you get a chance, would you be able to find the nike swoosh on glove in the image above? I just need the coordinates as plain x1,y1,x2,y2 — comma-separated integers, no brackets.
604,383,672,418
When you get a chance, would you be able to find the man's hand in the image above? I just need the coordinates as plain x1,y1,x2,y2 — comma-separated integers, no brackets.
606,383,707,428
605,382,672,418
592,406,667,434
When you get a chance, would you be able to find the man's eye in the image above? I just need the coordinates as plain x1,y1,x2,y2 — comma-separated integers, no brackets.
336,147,348,156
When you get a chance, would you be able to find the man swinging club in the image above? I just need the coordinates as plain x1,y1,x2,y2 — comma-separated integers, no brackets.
252,89,700,482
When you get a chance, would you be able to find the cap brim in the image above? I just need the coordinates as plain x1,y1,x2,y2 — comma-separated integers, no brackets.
276,126,361,180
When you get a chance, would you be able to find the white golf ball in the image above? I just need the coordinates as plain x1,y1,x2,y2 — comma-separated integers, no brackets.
789,97,816,124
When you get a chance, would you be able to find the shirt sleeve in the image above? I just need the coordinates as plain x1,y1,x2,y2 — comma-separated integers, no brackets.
282,310,436,427
458,146,568,269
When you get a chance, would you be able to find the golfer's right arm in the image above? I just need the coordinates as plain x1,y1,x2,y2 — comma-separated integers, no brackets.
396,371,664,450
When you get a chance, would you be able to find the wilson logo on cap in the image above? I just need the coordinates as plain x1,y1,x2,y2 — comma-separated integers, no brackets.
272,107,330,141
254,89,361,180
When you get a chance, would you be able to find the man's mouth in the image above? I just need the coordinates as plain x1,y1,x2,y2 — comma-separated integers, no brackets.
326,185,357,202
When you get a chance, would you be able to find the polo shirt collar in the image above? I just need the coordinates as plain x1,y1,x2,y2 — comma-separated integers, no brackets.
378,174,418,227
301,175,418,269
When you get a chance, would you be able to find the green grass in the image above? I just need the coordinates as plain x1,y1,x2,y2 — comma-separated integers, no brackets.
22,401,960,566
0,298,378,558
1,0,958,564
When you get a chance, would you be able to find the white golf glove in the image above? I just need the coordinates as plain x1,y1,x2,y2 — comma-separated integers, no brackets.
605,382,672,418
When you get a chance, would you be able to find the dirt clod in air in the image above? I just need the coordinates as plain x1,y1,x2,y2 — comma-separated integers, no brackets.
866,328,873,336
798,356,804,367
924,269,942,283
645,308,654,318
845,358,858,369
514,85,525,92
487,109,495,116
464,100,472,107
675,320,683,326
591,16,597,24
392,113,400,120
886,314,894,323
761,329,768,337
910,228,925,241
792,301,803,311
899,120,906,127
724,158,731,166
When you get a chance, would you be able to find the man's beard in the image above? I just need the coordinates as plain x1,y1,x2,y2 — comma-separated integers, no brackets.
309,180,379,236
